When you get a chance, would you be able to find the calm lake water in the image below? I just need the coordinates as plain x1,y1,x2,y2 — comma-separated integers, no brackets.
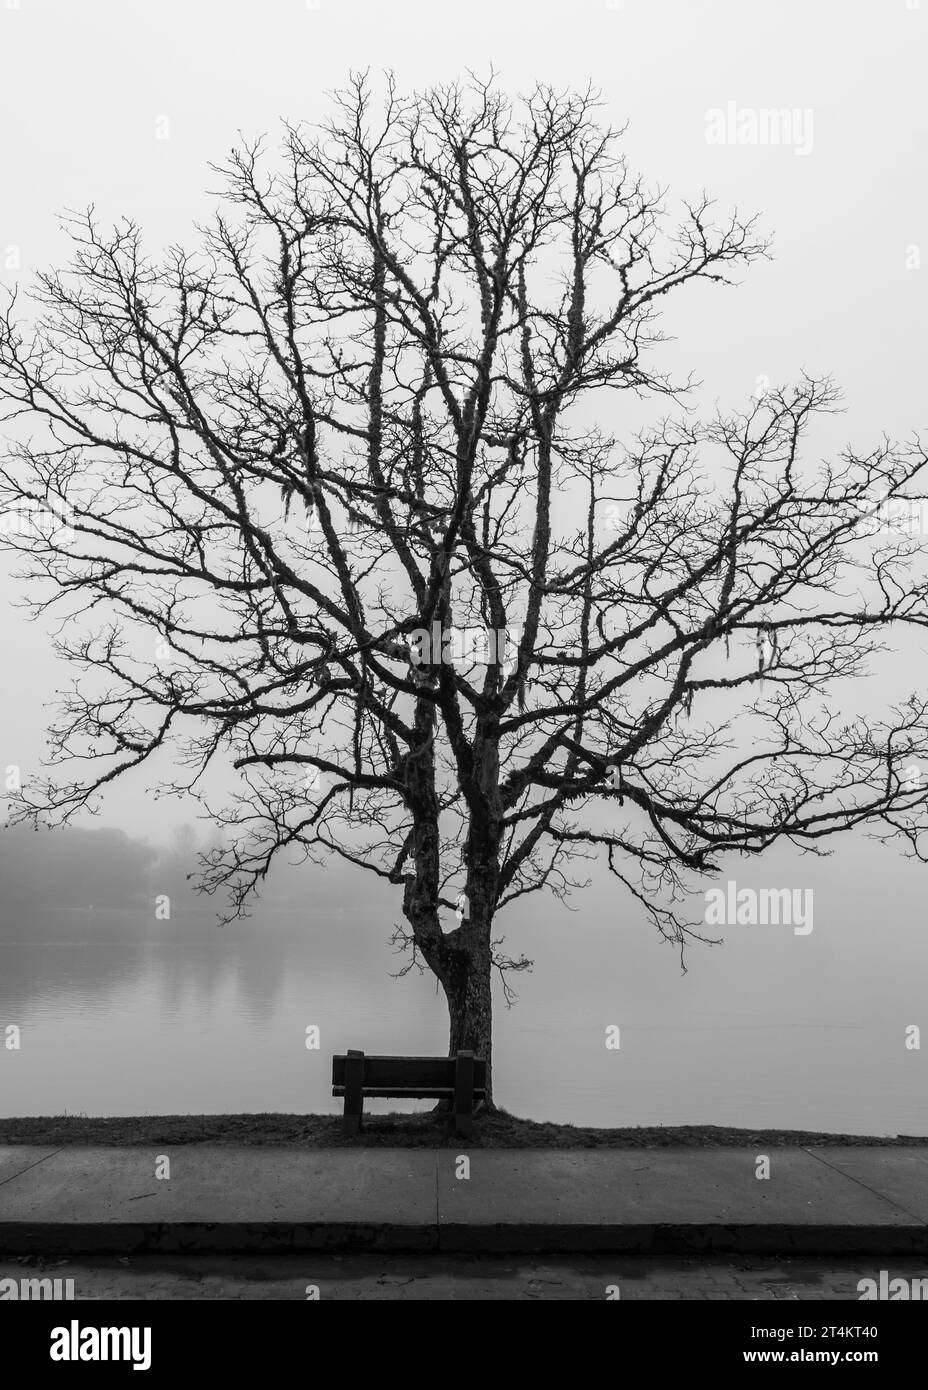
1,836,926,1134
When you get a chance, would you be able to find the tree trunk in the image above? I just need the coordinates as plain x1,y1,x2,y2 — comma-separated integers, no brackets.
440,932,495,1109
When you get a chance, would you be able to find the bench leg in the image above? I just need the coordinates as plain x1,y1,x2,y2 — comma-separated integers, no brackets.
453,1049,475,1138
343,1049,364,1135
454,1113,474,1140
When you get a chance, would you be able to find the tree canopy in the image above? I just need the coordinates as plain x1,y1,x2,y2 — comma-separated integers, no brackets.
3,76,928,1092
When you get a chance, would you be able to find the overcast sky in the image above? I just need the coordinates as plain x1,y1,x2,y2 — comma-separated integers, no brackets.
0,0,925,844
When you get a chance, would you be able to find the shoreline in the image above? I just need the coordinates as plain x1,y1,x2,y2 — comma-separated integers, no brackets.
2,1113,927,1148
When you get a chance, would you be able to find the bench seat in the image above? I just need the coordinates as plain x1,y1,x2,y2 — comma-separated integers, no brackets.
334,1085,467,1098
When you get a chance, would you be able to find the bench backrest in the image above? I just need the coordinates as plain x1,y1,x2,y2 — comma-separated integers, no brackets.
332,1053,487,1090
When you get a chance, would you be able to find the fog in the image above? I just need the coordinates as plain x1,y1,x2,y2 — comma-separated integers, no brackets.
0,0,926,1129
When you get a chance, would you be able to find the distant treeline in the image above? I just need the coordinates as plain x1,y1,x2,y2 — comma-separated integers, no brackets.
0,822,356,928
0,824,187,913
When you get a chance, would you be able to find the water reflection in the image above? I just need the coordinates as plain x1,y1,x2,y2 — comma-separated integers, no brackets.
0,827,926,1133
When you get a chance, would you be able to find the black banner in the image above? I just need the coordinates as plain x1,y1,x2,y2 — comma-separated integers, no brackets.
1,1299,921,1377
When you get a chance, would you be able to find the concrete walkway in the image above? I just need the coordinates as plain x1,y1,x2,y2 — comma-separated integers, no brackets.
1,1145,927,1255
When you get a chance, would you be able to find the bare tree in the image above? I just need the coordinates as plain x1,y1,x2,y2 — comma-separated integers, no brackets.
3,76,928,1105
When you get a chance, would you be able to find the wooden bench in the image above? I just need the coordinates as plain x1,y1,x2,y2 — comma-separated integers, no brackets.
332,1050,487,1138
